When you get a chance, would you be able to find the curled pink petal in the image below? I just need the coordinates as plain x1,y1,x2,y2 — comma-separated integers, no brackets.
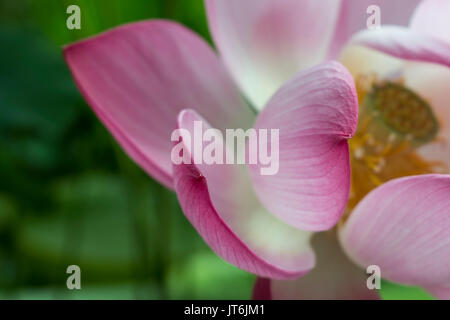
253,233,380,300
64,20,253,189
249,61,358,231
411,0,450,43
173,110,315,280
340,174,450,299
350,26,450,69
205,0,340,109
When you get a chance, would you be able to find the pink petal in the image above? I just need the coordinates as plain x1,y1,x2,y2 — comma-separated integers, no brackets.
64,20,253,189
253,233,381,300
205,0,341,109
427,286,450,300
173,109,315,280
339,45,405,80
350,26,450,69
248,61,358,231
410,0,450,43
339,174,450,299
329,0,421,58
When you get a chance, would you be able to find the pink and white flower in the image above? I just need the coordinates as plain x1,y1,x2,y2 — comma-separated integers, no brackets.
64,0,450,299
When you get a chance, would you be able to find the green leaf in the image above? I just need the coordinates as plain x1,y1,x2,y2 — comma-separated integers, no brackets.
0,282,159,300
380,280,434,300
167,251,255,299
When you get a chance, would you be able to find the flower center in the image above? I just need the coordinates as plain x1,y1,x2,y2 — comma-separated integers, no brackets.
366,81,439,144
343,74,443,221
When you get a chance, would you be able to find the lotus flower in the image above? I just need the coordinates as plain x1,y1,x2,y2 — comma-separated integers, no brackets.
63,0,450,299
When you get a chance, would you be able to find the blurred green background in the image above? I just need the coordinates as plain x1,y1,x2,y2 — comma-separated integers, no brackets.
0,0,433,299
